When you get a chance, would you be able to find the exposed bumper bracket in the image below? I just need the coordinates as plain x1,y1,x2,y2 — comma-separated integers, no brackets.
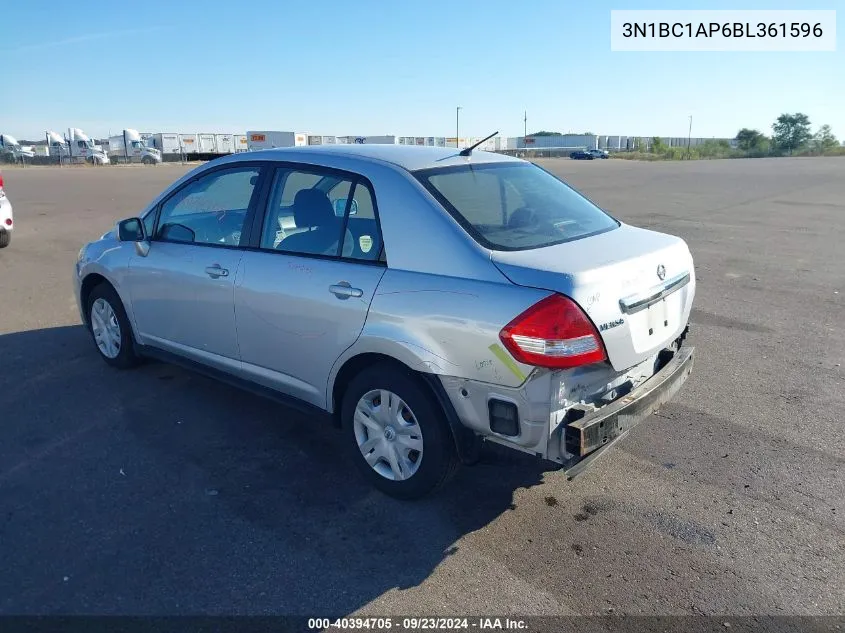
562,344,695,478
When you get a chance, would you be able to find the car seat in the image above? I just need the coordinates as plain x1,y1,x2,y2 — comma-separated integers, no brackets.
278,189,353,257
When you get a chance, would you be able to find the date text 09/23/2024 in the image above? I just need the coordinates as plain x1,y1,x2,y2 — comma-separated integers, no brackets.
308,617,528,630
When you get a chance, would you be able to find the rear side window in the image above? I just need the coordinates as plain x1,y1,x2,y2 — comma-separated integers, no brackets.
341,183,381,260
415,162,618,251
279,171,321,205
259,167,383,262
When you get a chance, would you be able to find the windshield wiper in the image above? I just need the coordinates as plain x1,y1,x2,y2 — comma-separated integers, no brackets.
459,131,498,157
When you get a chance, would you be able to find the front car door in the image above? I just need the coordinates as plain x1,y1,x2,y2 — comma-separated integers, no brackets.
127,164,265,371
235,163,387,408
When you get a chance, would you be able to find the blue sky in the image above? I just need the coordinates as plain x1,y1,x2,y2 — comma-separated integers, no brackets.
1,0,842,140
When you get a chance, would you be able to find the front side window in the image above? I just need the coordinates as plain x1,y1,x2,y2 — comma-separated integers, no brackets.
155,167,259,246
415,162,618,251
260,167,382,261
142,209,156,237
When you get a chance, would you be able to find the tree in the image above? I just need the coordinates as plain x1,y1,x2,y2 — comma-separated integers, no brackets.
528,131,560,137
736,128,766,151
651,137,666,153
813,124,838,151
771,113,812,154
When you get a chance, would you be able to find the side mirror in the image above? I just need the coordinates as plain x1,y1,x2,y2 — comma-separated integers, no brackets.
118,217,145,242
118,217,150,256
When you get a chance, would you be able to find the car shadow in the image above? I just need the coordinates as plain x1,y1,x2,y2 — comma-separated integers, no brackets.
0,325,557,615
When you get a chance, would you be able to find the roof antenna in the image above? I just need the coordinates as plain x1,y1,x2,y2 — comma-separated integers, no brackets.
459,131,498,157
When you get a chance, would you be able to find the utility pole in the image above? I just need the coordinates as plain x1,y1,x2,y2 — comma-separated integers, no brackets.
687,115,693,159
524,110,527,140
456,106,462,149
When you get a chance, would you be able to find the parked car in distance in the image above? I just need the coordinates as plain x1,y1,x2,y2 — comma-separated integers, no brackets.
74,145,696,498
0,169,13,248
587,149,609,159
570,149,595,160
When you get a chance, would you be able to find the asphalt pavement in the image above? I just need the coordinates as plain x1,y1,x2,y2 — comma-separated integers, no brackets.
0,158,842,617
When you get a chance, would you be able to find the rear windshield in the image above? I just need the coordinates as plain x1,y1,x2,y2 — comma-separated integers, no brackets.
414,162,618,251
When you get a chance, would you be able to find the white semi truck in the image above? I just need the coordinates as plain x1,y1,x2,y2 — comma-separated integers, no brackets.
47,129,110,164
108,129,162,164
46,131,68,159
0,134,35,163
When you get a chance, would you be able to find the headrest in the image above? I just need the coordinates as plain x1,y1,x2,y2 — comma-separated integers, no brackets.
293,188,336,228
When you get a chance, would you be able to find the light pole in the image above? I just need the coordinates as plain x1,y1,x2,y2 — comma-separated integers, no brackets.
687,115,692,159
456,106,462,149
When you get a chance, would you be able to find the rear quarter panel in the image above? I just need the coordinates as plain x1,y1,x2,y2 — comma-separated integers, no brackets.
327,269,551,408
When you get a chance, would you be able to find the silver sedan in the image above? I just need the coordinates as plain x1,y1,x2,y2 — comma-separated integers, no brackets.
74,144,696,498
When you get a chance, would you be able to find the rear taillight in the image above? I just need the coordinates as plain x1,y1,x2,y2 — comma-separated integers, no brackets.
499,294,607,369
0,172,4,189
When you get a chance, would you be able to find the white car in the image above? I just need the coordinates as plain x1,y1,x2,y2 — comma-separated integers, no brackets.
0,169,12,248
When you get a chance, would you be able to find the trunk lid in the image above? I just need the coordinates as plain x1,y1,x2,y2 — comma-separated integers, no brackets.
491,223,695,371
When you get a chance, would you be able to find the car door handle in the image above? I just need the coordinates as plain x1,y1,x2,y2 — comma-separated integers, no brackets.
205,265,229,278
329,283,363,299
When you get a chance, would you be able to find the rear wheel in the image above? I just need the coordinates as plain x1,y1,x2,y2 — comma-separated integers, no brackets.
86,283,141,369
0,231,9,248
341,364,459,499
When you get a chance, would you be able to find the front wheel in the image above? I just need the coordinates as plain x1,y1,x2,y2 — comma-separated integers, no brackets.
86,283,141,369
341,364,459,499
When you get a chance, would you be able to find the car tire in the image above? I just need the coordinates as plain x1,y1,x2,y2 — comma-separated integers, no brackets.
86,283,141,369
341,363,459,499
0,231,9,248
142,156,153,165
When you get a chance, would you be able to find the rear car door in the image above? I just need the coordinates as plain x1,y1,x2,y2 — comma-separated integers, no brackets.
127,164,265,371
235,164,386,408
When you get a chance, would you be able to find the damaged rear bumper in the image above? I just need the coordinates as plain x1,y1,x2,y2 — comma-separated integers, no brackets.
561,344,695,477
